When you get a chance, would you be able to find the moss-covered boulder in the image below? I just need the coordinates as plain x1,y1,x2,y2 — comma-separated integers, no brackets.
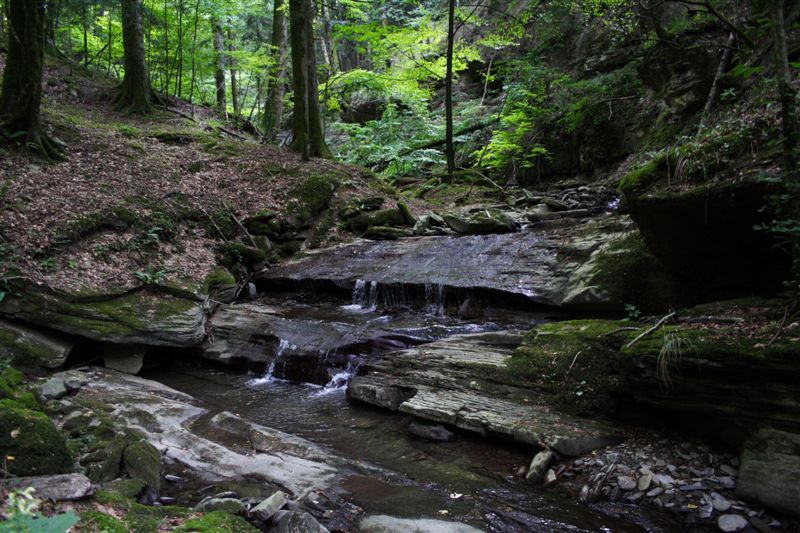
219,241,267,270
344,208,408,232
122,439,162,492
287,174,337,225
0,399,74,476
0,318,75,370
442,209,517,235
363,226,412,240
0,287,206,348
175,511,260,532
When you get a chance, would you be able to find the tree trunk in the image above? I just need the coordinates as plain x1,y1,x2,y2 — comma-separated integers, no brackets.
228,29,239,115
700,32,736,127
773,0,800,279
0,0,63,159
289,0,330,159
212,17,226,111
263,0,288,141
444,0,456,179
44,0,59,55
107,10,113,74
162,0,170,93
188,0,200,104
115,0,154,114
177,0,184,98
82,3,88,69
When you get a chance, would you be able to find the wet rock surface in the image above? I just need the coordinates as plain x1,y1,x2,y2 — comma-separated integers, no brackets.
260,215,644,309
349,331,621,455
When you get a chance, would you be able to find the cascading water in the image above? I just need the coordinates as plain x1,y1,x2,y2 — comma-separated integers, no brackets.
424,283,445,315
315,358,361,396
347,279,379,310
247,338,296,386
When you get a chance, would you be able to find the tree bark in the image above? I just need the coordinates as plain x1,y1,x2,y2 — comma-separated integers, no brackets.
212,17,226,111
188,0,200,104
0,0,63,159
115,0,155,114
228,28,239,115
44,0,59,55
700,31,736,126
177,0,184,98
289,0,330,159
444,0,456,179
263,0,288,141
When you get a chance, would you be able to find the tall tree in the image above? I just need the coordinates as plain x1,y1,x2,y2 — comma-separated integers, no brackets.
114,0,155,113
443,0,456,178
0,0,64,159
289,0,330,159
212,17,226,111
263,0,288,141
228,28,240,115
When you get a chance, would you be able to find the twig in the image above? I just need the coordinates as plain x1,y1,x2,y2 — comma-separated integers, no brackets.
566,350,582,375
198,206,228,242
223,201,259,248
625,312,676,349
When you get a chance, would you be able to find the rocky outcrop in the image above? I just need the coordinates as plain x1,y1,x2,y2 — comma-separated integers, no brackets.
737,427,800,518
348,331,621,456
1,474,93,501
0,318,75,369
261,215,683,311
0,287,207,347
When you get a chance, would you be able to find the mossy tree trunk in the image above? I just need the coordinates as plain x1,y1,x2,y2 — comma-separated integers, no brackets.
289,0,330,160
0,0,64,160
228,28,239,115
212,17,226,111
115,0,155,114
263,0,288,142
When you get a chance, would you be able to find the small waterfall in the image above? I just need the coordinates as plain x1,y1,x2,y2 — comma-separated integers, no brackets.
315,358,360,396
350,279,378,310
247,339,295,386
424,283,445,315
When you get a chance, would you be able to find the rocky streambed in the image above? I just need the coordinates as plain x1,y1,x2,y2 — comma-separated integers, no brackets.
2,193,799,532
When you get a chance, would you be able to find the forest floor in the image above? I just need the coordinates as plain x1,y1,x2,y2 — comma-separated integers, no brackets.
0,54,408,294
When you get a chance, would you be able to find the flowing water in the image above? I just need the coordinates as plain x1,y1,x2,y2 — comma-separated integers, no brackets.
146,286,666,532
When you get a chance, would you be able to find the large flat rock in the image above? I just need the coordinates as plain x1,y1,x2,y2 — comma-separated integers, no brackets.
259,216,635,309
54,368,361,497
0,288,206,347
348,332,620,456
0,317,75,369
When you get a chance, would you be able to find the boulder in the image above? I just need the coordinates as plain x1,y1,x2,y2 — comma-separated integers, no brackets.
1,474,93,501
273,511,330,533
123,439,163,492
526,450,555,484
442,209,516,235
103,345,146,375
38,377,68,400
0,401,73,476
0,287,206,348
363,226,412,240
345,208,409,233
193,497,247,514
102,477,147,498
737,427,800,518
251,490,288,521
0,318,74,369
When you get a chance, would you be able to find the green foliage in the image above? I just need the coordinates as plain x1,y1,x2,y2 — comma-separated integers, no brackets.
134,266,168,285
1,488,80,533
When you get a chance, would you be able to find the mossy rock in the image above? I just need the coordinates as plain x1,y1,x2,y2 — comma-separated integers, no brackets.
338,196,385,220
102,477,147,499
0,399,74,476
122,439,162,492
442,209,516,235
89,433,127,483
508,320,633,416
175,511,259,532
0,318,75,370
363,226,412,240
287,174,337,224
203,267,236,292
397,201,416,225
219,241,267,270
344,208,407,232
617,153,670,193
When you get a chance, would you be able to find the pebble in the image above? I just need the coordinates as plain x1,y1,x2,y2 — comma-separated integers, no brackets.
646,487,664,498
718,476,736,489
711,493,732,513
719,464,738,477
617,476,636,491
717,514,748,532
637,473,652,491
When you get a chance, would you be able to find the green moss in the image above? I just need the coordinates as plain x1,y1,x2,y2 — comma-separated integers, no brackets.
618,154,667,192
203,267,236,292
219,241,267,269
0,367,24,399
288,174,337,223
344,208,407,232
123,439,162,491
0,399,74,476
508,320,633,416
175,512,260,533
79,511,129,533
95,489,134,507
591,233,688,312
102,477,147,499
125,503,190,533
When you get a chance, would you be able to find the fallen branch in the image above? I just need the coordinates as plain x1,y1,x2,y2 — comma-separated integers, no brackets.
625,312,677,349
223,201,259,248
566,350,582,375
599,326,640,338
